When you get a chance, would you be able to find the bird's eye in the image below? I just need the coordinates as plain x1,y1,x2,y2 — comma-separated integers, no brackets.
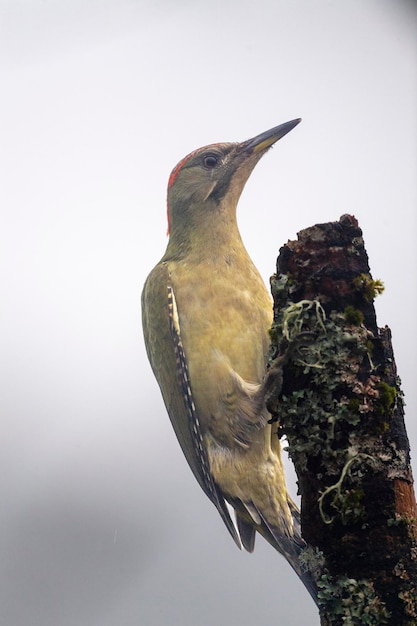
203,154,219,169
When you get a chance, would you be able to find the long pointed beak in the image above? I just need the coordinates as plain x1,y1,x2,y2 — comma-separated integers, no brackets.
242,118,302,153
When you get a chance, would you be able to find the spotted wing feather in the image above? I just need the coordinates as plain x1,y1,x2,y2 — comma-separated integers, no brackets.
142,262,240,548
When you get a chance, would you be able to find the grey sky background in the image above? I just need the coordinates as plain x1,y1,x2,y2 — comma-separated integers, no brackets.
1,1,416,624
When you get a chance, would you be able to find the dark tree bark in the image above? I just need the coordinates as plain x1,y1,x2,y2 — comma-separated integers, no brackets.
266,214,417,625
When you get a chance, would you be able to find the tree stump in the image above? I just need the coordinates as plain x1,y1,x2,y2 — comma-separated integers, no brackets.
267,214,417,625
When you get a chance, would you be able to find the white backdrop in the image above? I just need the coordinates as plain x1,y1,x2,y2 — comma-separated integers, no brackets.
1,1,416,624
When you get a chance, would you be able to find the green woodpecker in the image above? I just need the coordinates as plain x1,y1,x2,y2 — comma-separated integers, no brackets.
142,119,317,603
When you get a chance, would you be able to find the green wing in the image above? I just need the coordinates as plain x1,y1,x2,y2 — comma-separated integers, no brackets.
141,261,241,547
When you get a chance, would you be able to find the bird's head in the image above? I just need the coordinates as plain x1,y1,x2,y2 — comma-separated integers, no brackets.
166,119,301,240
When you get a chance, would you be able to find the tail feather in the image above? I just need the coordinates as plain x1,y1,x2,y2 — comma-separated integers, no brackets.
257,509,319,607
236,514,256,552
230,496,318,606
